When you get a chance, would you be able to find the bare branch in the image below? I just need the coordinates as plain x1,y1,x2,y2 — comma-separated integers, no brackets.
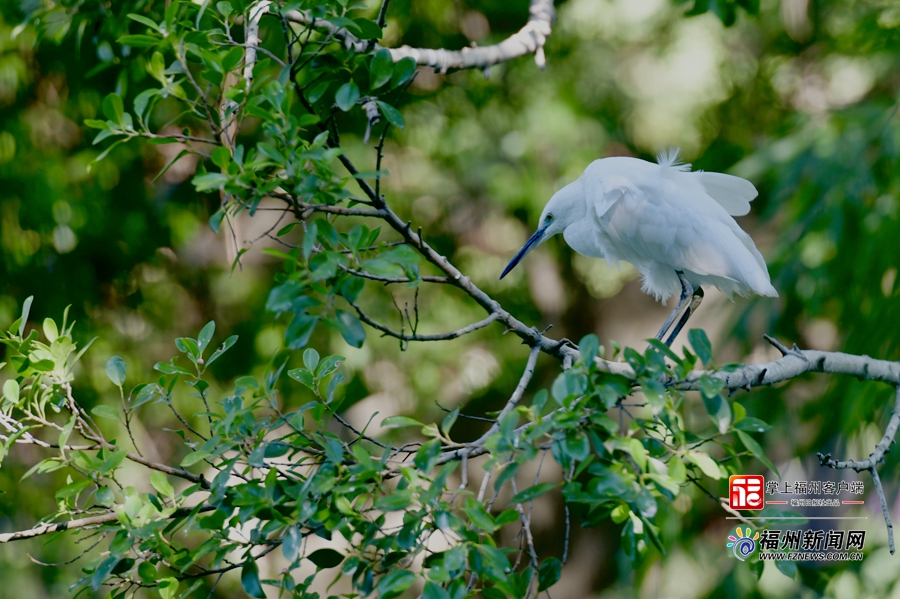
389,0,555,72
340,265,451,285
0,505,215,544
818,387,900,472
244,1,271,92
474,344,540,444
871,467,895,555
283,0,556,72
817,385,900,554
350,302,499,342
375,0,391,29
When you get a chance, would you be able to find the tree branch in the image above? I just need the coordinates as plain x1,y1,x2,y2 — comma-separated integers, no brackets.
817,385,900,554
340,264,452,285
350,302,499,342
283,0,556,72
389,0,555,72
0,505,215,544
473,344,540,444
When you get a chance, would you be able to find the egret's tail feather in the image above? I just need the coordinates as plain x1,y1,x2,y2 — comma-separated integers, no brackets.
656,147,691,172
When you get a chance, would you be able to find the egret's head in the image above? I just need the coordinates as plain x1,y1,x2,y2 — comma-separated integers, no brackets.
500,180,584,279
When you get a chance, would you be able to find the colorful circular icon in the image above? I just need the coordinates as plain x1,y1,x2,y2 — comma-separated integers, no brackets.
727,527,760,561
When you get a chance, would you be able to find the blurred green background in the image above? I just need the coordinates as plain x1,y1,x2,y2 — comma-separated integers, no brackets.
1,0,900,597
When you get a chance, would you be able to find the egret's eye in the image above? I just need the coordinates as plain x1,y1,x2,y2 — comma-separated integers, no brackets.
546,214,554,222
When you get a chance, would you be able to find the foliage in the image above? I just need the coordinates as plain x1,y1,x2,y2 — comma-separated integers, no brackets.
1,297,777,598
0,0,899,598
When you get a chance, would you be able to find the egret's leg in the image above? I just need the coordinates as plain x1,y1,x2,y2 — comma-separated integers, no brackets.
652,272,693,343
664,287,704,347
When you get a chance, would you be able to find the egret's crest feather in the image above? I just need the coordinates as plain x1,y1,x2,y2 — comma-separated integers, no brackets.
656,147,691,172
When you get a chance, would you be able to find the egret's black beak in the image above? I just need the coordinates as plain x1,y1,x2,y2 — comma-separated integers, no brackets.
500,225,547,280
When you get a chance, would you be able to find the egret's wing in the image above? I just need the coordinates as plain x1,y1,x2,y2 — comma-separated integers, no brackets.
590,176,775,298
698,172,758,217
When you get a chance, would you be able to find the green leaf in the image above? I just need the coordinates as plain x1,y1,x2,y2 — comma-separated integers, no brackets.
285,313,318,350
325,16,363,37
206,335,238,365
17,295,33,336
538,557,561,591
282,526,302,564
737,430,779,476
150,471,175,500
209,208,226,233
316,355,345,378
192,172,229,191
288,368,316,391
376,570,416,599
370,49,394,89
308,548,344,569
375,100,405,129
158,577,179,599
91,405,121,421
688,450,721,479
440,407,459,437
688,329,713,366
422,582,451,599
42,318,58,342
151,148,191,184
92,556,120,590
579,334,600,364
56,478,92,499
335,310,366,348
391,57,417,87
126,13,161,32
508,482,560,505
702,392,731,434
335,82,360,111
624,438,647,472
138,561,157,584
181,451,211,468
734,417,771,433
353,18,383,40
413,438,441,472
381,415,423,429
102,93,125,125
134,88,157,122
197,321,215,353
775,560,797,578
106,355,126,387
96,486,116,507
117,34,160,47
303,348,320,372
241,560,266,598
668,457,687,483
3,379,20,406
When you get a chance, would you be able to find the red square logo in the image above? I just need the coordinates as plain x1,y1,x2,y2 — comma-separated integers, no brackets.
729,475,764,510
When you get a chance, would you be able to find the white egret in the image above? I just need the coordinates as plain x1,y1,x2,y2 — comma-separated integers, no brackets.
500,149,777,346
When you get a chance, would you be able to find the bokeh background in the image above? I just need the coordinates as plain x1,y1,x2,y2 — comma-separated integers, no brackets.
1,0,900,597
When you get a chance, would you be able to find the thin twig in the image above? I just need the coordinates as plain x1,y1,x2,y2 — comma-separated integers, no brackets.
351,302,499,342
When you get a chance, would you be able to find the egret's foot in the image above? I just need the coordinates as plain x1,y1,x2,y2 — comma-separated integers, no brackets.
652,271,693,344
554,337,578,351
664,288,704,347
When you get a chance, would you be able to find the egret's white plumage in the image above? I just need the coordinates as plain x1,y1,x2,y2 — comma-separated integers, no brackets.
501,148,777,344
